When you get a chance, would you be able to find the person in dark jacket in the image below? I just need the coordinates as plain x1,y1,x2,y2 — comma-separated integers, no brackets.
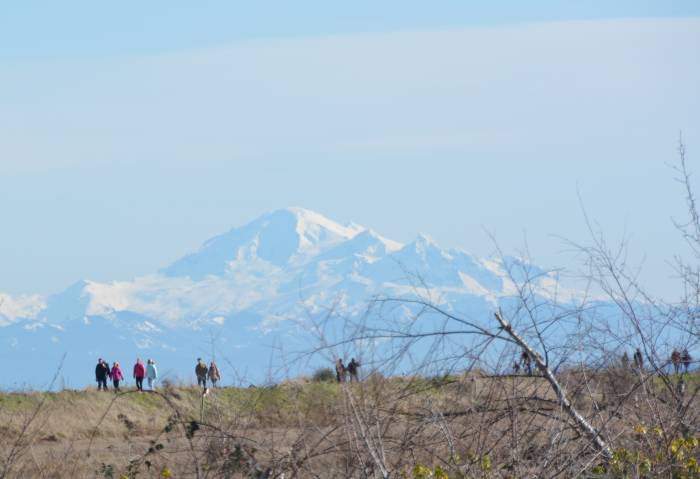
633,348,644,371
95,358,110,391
681,349,692,373
520,350,533,376
347,358,361,382
671,349,682,375
195,358,208,388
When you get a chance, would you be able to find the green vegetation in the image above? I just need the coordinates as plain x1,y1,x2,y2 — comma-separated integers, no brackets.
311,366,336,383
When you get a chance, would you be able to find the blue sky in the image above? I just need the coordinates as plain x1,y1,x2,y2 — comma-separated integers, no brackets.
1,2,699,298
3,1,700,61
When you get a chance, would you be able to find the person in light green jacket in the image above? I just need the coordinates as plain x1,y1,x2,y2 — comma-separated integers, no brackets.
146,359,158,391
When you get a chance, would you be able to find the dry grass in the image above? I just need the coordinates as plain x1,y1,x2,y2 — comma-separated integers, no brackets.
0,370,698,478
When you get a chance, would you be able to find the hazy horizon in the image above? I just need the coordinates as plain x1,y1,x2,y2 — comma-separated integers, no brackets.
1,4,699,301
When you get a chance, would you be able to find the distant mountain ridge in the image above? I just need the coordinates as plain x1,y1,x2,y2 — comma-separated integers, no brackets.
0,207,563,388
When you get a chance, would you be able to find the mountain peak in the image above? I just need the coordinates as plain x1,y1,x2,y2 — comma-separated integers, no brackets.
162,207,366,278
414,233,438,247
265,207,364,243
398,232,450,261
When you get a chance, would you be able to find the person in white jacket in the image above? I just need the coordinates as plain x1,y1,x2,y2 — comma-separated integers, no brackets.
146,359,158,391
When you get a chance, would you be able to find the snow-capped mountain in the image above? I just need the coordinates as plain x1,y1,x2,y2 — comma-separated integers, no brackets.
0,207,564,388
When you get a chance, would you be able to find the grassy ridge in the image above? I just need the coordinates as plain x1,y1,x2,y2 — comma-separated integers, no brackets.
1,372,698,478
0,381,342,441
1,370,696,441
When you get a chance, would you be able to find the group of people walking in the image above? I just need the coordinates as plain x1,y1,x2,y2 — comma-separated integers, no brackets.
195,358,221,389
620,348,693,373
335,357,361,383
670,348,693,374
95,358,158,392
95,357,222,391
94,347,691,391
510,347,695,376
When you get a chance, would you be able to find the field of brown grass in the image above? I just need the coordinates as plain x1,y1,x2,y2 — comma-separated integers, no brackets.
1,370,698,478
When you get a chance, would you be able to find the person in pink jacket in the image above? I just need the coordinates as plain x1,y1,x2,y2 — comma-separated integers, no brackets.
133,358,146,392
110,362,124,392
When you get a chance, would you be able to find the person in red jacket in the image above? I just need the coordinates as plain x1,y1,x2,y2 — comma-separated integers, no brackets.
133,358,146,392
111,362,124,392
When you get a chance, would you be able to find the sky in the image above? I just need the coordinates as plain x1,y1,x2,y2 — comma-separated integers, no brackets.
1,1,699,299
